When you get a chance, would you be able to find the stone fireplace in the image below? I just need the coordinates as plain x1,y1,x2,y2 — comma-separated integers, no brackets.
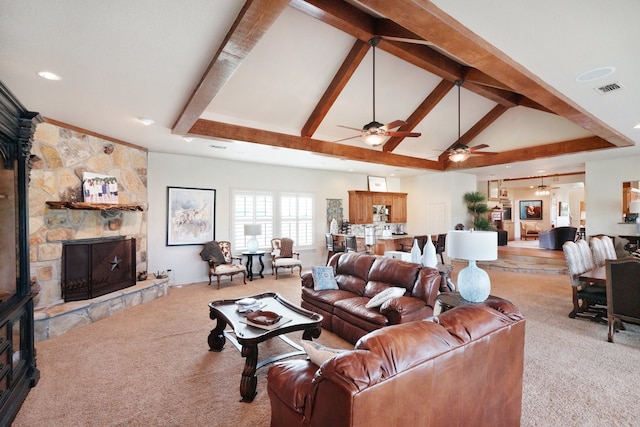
62,237,136,302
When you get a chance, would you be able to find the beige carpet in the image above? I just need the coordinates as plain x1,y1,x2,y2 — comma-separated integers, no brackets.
13,268,640,426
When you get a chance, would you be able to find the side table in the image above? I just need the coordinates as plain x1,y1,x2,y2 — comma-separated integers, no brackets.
242,251,265,281
436,292,503,313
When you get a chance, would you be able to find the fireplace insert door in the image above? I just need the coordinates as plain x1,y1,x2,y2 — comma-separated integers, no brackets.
62,238,136,302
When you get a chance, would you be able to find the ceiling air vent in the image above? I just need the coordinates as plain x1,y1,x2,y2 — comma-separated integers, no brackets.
594,82,624,95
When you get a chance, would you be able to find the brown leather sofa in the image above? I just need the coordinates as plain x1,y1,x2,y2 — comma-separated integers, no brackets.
267,297,525,427
301,252,441,344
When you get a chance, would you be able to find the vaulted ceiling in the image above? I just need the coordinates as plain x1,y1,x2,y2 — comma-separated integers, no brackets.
2,0,638,181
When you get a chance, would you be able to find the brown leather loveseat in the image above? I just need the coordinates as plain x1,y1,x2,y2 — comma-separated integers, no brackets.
301,252,441,344
267,297,525,427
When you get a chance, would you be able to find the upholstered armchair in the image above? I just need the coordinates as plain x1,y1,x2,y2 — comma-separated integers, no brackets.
270,237,302,279
539,226,577,250
200,240,247,289
520,222,541,240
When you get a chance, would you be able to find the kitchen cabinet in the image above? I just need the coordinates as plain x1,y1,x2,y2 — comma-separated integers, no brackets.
348,191,407,224
348,191,373,224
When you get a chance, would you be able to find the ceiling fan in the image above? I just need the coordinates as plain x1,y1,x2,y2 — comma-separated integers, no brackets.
446,80,497,162
336,37,421,146
534,176,559,196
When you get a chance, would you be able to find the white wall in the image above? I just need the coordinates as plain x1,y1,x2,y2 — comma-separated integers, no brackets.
586,155,640,237
148,153,379,285
403,172,477,234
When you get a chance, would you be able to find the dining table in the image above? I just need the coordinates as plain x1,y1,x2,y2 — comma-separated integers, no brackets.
579,265,606,285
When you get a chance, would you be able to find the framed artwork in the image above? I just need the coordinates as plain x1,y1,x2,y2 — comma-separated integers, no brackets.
166,187,216,246
488,180,499,200
368,176,387,192
520,200,543,220
559,201,569,217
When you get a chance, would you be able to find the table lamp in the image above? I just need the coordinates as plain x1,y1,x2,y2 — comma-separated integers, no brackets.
630,200,640,235
447,230,498,302
244,224,262,253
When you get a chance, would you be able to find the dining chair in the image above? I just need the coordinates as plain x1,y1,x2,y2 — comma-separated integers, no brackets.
590,236,608,267
562,240,606,320
435,234,446,264
605,258,640,342
344,235,358,252
325,233,345,263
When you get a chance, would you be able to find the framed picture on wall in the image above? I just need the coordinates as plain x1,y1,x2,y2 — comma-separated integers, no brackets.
166,187,216,246
559,201,569,217
520,200,543,220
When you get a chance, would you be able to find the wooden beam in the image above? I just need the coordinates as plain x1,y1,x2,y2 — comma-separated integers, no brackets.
383,79,455,152
301,40,370,138
358,0,634,147
44,118,147,152
172,0,290,134
442,136,614,170
188,119,444,170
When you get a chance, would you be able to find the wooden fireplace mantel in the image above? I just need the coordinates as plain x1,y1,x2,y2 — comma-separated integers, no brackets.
46,201,145,211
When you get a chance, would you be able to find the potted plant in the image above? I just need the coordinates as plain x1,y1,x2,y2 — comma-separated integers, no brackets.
463,191,493,231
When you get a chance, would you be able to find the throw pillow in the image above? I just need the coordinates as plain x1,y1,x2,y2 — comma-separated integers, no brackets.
312,266,339,290
365,286,406,309
300,340,345,366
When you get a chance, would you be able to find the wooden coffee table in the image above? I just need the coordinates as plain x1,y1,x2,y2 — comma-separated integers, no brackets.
208,292,323,402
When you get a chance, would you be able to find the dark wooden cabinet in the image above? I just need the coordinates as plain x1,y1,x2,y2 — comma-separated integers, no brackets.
0,82,41,424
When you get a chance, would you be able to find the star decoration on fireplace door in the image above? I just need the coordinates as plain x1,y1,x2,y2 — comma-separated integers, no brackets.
110,255,122,271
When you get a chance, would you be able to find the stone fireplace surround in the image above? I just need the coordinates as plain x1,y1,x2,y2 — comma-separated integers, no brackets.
29,122,151,341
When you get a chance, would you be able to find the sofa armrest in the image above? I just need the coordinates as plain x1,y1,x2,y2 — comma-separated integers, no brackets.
379,296,428,324
301,271,314,289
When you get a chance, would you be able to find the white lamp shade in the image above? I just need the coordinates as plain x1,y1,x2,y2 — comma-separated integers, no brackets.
244,224,262,236
629,200,640,215
447,230,498,261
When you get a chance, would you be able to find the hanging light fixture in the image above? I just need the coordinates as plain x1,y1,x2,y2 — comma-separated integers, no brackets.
449,80,471,162
535,177,550,196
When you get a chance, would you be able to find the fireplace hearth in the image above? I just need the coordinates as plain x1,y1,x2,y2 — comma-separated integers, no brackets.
62,237,136,302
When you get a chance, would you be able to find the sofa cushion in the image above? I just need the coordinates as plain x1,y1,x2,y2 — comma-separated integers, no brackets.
366,256,421,294
334,297,389,327
365,286,406,309
311,266,339,290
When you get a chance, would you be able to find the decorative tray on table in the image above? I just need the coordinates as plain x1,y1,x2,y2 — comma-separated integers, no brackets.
246,310,282,326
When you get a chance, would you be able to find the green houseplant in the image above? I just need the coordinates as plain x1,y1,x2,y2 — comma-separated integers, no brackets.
463,191,493,231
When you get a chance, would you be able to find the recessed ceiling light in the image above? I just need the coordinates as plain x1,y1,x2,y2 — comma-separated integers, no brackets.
633,124,640,129
137,117,154,126
576,66,616,83
38,71,62,81
182,137,194,142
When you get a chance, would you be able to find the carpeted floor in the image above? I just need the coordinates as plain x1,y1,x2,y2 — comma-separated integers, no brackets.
13,267,640,426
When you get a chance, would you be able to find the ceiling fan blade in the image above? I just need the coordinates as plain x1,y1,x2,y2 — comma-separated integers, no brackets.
387,131,421,137
381,120,406,131
379,35,435,46
337,125,364,132
468,144,490,151
332,135,362,143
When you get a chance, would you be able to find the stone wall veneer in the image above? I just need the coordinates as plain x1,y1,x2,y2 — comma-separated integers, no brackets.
29,123,148,310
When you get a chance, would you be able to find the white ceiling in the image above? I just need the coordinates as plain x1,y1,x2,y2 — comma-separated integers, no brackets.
2,0,639,183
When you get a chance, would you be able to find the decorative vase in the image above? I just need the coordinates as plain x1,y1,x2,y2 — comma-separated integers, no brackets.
410,238,421,264
422,235,438,268
330,218,339,234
